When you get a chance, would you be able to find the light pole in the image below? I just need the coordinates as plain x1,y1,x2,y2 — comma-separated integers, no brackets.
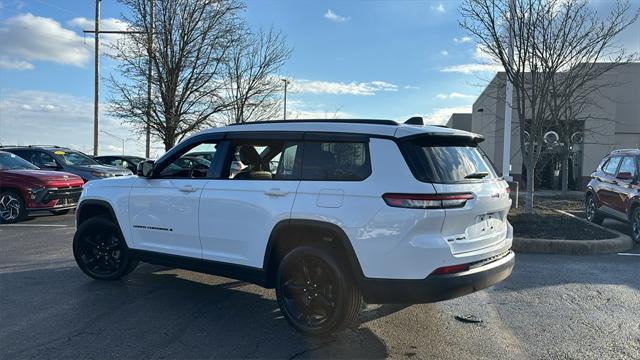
502,0,515,181
281,78,290,120
100,130,126,155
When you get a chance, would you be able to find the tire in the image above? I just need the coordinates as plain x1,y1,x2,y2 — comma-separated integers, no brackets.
585,194,604,225
51,209,71,216
631,207,640,244
275,245,362,337
73,217,136,280
0,190,27,224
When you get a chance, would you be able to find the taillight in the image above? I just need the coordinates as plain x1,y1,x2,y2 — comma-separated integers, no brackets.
430,263,469,275
382,193,474,209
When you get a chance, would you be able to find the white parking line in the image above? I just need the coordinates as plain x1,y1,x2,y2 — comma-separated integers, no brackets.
617,253,640,256
0,224,68,227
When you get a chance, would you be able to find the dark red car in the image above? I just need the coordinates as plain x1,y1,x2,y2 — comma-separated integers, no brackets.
586,149,640,243
0,151,83,223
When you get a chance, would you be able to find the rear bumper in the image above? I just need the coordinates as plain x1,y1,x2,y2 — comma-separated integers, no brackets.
359,250,515,304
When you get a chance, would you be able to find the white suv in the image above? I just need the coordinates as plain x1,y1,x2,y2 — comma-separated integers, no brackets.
73,119,515,336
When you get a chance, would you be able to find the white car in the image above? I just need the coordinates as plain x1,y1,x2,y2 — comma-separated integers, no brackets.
73,118,515,336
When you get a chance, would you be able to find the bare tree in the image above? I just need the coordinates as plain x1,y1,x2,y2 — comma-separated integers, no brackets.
460,0,638,213
222,28,292,124
108,0,244,150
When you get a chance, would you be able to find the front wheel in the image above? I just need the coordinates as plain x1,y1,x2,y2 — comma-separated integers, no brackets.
0,190,26,224
631,207,640,243
73,217,136,280
585,194,604,225
275,245,362,337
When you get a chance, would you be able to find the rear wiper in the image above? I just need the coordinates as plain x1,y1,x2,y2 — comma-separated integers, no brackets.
464,172,489,179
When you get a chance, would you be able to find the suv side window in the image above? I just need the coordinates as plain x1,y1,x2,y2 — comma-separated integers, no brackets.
229,140,302,180
617,156,637,177
158,142,220,179
602,156,621,175
301,141,371,181
30,151,57,168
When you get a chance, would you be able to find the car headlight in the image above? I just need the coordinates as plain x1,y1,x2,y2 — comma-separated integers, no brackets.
91,171,112,178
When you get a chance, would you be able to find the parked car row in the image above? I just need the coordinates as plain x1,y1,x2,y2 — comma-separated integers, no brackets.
0,145,144,223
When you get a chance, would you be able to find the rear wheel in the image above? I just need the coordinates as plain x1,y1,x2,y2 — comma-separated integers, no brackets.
73,217,136,280
585,194,604,225
631,207,640,243
275,245,362,337
0,190,26,224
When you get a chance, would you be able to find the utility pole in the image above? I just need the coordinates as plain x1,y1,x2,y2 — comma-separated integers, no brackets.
281,78,290,120
84,0,148,157
145,0,154,158
502,0,515,181
93,0,100,156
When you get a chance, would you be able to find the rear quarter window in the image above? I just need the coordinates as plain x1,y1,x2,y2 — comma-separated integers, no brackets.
301,141,371,181
400,137,497,183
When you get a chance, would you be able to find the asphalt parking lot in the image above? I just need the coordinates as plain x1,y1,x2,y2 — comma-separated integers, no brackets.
1,213,639,360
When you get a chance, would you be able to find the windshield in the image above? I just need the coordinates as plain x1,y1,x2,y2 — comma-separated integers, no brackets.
0,152,39,170
401,137,497,183
56,151,99,166
125,157,146,166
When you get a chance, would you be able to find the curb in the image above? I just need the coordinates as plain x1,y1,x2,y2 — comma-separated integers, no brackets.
512,209,634,255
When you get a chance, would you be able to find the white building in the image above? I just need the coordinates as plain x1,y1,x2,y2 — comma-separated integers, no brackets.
448,63,640,190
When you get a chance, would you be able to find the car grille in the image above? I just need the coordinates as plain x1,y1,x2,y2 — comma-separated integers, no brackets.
41,186,83,205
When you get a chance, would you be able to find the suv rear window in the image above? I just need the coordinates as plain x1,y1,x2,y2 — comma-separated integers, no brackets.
401,137,497,183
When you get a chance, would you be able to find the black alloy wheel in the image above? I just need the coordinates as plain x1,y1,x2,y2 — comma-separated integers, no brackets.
73,217,137,280
275,246,362,336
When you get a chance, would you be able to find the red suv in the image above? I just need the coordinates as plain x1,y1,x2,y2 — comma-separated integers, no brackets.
586,149,640,243
0,151,83,223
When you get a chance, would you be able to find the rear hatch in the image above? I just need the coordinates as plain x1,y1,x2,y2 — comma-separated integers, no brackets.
400,135,511,254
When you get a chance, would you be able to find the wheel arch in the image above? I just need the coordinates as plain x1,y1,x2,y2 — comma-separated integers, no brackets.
76,199,128,244
263,219,365,288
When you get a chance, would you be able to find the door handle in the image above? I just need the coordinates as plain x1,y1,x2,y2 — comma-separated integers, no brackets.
178,185,198,193
264,188,288,197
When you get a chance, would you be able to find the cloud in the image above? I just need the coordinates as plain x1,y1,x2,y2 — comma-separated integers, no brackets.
472,44,495,63
441,63,502,74
436,92,476,100
290,79,398,96
324,9,350,23
404,85,420,90
67,17,129,32
424,106,472,125
0,13,91,69
454,36,472,43
431,3,446,13
440,50,449,56
0,57,33,70
0,90,145,156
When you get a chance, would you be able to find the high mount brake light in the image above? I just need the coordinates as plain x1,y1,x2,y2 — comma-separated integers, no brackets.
382,193,474,209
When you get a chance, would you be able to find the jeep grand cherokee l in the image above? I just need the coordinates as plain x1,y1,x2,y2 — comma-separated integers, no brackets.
0,151,83,223
586,149,640,243
72,119,515,336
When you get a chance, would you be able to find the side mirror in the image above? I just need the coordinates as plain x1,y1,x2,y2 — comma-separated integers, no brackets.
137,160,155,177
43,161,59,169
616,172,633,181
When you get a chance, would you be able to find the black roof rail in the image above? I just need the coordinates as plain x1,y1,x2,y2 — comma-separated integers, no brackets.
227,119,400,126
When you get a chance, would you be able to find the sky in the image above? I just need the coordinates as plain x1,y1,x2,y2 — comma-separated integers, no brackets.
0,0,638,157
